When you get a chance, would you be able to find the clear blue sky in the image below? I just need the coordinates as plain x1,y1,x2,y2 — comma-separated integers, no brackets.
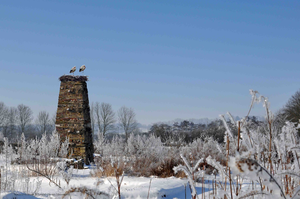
0,1,299,125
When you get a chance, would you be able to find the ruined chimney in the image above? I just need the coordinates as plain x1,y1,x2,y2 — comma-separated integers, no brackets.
55,75,94,164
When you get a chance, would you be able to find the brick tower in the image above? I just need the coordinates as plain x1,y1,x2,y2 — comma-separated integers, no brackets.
55,75,94,164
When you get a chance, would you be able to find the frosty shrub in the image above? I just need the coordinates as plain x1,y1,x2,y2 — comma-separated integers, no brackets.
126,134,167,176
198,90,300,198
102,135,126,158
1,137,16,192
150,149,182,178
23,131,69,189
173,154,205,199
96,131,228,178
95,133,183,177
181,136,226,167
94,135,126,178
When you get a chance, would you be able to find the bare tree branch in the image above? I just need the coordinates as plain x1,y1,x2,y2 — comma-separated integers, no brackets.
118,106,137,141
94,102,116,137
17,104,33,135
36,111,52,135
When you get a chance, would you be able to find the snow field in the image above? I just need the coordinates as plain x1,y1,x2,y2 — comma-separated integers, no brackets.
0,167,214,199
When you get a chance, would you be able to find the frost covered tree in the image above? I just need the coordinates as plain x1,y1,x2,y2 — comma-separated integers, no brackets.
2,137,15,190
18,133,27,162
103,135,125,157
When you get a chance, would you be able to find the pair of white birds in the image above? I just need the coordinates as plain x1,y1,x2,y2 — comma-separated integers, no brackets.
70,65,86,75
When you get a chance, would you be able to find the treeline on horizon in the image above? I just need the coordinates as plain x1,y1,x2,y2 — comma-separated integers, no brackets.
0,89,300,144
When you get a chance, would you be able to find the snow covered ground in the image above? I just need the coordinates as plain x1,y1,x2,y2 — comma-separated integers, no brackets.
0,167,213,199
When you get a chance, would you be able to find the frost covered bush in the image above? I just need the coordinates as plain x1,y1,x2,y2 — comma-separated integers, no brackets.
102,135,126,158
95,130,227,178
95,133,182,177
150,149,183,177
1,137,16,192
190,90,300,198
181,137,226,167
126,134,168,176
0,130,70,194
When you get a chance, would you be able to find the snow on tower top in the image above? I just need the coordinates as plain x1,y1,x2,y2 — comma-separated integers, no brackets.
59,75,88,82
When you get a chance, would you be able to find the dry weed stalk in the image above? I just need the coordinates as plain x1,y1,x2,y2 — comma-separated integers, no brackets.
106,158,125,199
26,163,62,189
147,178,152,199
63,186,109,199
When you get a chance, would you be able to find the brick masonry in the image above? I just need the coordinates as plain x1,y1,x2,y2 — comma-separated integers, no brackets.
55,75,94,164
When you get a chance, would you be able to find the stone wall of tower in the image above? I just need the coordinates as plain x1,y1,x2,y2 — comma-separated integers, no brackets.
55,75,94,164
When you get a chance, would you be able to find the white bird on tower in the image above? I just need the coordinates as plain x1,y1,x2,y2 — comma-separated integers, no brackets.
70,66,76,75
79,65,86,74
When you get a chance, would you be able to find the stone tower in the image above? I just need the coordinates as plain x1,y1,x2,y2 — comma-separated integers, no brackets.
55,75,94,164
